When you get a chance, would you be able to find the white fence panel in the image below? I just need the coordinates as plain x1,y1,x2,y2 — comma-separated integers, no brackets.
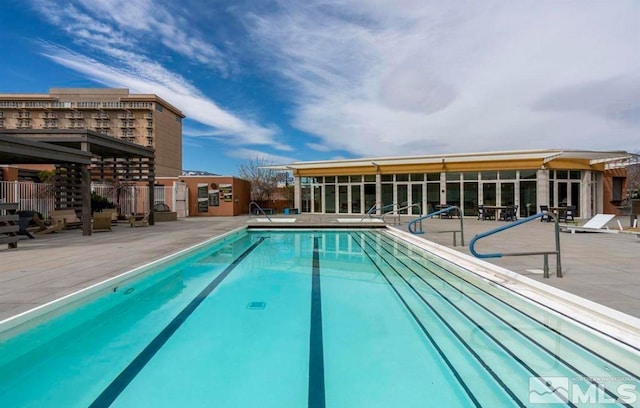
91,184,149,216
1,181,182,218
0,181,56,217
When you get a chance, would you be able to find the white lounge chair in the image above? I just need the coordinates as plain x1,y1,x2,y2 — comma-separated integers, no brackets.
563,214,617,234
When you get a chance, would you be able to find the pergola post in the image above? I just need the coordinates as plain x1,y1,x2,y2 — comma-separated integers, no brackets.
148,176,155,226
80,141,92,236
81,164,92,236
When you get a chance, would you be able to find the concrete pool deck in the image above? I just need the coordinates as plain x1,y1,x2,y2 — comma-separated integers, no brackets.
0,214,638,321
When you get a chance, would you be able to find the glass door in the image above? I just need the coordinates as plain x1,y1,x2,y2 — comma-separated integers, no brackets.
381,184,394,213
325,185,336,213
351,185,362,214
519,181,536,217
338,185,348,213
446,183,460,208
313,185,322,213
411,184,423,215
397,184,408,214
364,184,376,214
426,183,440,213
463,182,478,217
500,183,515,206
483,183,496,205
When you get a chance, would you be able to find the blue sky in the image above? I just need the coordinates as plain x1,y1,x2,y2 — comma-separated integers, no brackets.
0,1,638,175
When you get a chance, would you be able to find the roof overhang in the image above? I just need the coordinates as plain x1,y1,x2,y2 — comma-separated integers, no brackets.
273,149,634,172
1,129,154,159
0,133,92,165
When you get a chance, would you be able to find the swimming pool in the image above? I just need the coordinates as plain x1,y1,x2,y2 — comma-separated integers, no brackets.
0,229,638,407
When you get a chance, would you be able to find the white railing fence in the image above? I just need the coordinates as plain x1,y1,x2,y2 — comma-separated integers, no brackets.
0,181,180,218
0,181,56,217
91,183,150,216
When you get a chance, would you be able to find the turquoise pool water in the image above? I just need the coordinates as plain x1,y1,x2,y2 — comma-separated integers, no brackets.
0,230,638,407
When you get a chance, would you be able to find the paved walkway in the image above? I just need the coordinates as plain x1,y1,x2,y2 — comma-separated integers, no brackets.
0,214,638,321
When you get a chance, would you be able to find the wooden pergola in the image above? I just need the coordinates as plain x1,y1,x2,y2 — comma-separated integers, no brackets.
1,129,156,236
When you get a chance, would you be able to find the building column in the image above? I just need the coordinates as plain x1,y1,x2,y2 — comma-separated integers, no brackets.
440,172,447,205
375,174,381,215
536,169,549,211
582,170,597,219
294,177,301,211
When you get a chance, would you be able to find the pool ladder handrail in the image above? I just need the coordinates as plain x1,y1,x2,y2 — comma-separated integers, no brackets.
360,202,396,221
381,204,422,225
469,211,562,278
407,206,464,246
249,201,272,222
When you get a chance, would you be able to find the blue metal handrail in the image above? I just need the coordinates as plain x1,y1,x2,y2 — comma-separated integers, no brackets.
469,211,562,278
382,203,422,225
249,201,272,221
361,202,396,220
407,206,464,246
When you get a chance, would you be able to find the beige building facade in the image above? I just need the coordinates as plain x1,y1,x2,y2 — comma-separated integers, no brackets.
0,88,184,176
285,149,637,220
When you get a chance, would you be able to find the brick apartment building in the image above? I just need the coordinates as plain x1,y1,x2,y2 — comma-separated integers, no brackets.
0,88,184,177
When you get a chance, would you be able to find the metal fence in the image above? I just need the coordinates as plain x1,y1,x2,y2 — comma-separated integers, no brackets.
0,181,56,217
0,181,174,218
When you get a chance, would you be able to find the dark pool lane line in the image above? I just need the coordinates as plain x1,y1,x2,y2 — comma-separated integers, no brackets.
372,231,640,384
369,231,638,405
359,232,574,408
308,236,326,408
349,234,483,408
90,237,266,408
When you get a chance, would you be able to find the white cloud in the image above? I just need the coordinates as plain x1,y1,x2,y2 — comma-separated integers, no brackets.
305,142,332,152
42,45,287,148
34,0,225,71
245,0,640,156
226,148,298,165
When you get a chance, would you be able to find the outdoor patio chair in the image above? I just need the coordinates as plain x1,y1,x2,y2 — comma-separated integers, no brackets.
501,205,518,221
50,209,82,229
477,205,493,220
559,205,576,223
32,213,64,234
540,205,551,222
129,212,150,228
92,212,113,232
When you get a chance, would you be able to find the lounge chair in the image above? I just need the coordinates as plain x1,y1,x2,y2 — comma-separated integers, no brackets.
129,212,149,228
92,212,113,232
50,209,83,229
562,214,617,234
32,214,64,235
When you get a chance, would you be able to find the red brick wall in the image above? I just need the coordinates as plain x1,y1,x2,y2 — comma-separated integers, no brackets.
156,176,251,216
604,168,626,214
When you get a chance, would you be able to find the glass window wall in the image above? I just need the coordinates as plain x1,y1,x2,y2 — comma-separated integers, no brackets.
381,184,394,213
325,185,335,213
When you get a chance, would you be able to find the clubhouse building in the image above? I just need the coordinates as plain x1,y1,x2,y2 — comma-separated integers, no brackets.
285,149,637,219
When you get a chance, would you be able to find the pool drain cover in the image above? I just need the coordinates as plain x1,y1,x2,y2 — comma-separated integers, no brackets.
247,301,266,310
